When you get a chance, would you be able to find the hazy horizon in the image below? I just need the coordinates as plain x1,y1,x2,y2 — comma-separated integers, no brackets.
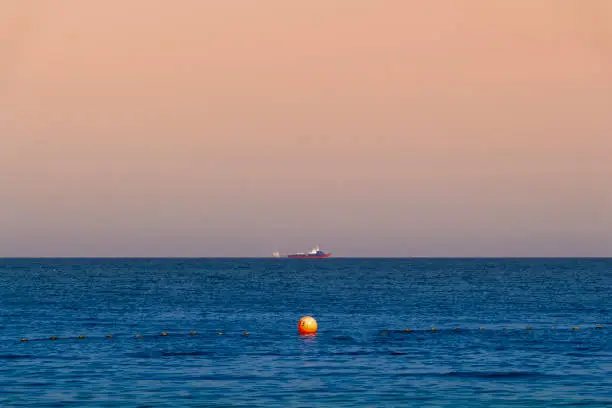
1,256,612,260
1,0,611,257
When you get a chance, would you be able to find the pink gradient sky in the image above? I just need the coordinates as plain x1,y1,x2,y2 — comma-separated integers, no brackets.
1,0,611,257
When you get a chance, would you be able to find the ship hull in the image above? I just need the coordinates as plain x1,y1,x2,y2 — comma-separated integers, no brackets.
287,253,331,259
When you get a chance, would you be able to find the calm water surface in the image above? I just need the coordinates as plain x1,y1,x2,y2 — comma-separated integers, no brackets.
0,258,611,407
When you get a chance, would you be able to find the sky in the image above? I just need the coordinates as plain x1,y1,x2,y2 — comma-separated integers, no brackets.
1,0,611,257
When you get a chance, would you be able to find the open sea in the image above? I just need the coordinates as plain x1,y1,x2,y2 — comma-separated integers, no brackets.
0,258,611,407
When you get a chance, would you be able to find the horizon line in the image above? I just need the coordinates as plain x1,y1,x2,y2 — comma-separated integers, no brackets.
1,256,611,260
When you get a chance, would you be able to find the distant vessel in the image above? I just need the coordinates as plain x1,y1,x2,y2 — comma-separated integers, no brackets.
272,251,281,258
287,245,331,259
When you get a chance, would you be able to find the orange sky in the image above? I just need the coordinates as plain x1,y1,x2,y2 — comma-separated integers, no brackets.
1,0,611,256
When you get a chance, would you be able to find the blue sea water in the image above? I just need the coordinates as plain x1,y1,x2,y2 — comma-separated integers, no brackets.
0,258,611,407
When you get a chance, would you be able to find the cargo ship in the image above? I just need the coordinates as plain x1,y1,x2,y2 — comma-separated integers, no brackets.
287,245,331,259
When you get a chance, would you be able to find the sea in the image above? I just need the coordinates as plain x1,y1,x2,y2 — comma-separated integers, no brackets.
0,258,610,407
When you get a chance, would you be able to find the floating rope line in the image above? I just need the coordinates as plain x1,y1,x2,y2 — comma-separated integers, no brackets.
378,325,605,335
15,325,605,343
16,330,250,342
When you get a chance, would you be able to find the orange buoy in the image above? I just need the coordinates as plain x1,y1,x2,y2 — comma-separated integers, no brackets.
298,316,318,335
